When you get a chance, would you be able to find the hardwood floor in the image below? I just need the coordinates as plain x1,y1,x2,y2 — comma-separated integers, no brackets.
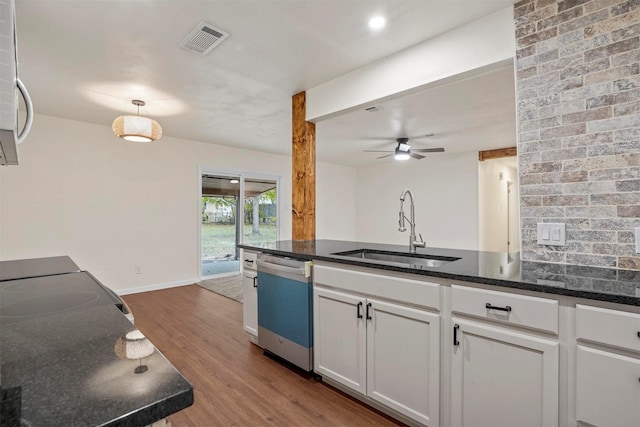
123,285,403,426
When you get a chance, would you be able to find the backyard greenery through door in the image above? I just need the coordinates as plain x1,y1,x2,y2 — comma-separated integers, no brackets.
201,173,278,277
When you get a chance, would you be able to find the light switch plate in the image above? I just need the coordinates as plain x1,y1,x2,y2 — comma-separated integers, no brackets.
635,227,640,254
537,222,566,246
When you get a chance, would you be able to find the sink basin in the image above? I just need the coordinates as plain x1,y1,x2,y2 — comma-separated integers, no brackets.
332,249,460,269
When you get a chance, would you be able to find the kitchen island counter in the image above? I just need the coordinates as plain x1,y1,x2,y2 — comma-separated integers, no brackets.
0,271,193,427
240,239,640,306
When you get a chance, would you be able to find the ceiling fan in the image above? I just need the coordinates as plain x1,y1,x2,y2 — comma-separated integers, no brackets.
364,137,445,160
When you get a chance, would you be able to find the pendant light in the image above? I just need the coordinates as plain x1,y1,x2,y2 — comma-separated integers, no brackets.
112,99,162,142
114,329,155,374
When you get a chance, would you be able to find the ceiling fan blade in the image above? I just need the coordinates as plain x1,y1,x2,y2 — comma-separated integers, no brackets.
364,150,393,153
376,154,393,159
410,133,436,139
363,133,438,142
413,147,445,153
410,153,425,160
361,137,396,141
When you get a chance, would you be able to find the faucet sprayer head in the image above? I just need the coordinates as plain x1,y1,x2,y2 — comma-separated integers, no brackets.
398,211,406,232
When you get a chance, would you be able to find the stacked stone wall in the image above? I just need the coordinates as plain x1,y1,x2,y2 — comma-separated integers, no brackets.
514,0,640,269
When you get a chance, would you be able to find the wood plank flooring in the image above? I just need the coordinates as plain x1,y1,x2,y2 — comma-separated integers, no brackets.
123,285,403,426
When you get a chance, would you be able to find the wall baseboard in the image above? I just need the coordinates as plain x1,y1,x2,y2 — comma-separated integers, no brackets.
116,278,198,296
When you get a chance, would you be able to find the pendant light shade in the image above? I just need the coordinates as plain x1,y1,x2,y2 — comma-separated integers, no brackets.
112,100,162,142
114,329,155,374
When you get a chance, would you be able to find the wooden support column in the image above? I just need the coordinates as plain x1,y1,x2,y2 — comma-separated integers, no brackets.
291,91,316,241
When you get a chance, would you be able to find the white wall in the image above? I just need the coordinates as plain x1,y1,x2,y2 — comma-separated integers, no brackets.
0,114,331,293
355,152,479,250
316,162,357,241
478,158,520,253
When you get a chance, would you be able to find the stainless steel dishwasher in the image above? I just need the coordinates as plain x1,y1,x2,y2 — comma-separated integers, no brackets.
256,254,313,371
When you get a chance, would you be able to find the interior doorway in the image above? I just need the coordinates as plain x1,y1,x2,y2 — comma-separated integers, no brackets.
200,172,279,278
478,156,520,253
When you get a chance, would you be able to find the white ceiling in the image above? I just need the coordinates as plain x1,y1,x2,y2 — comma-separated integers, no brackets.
317,62,517,166
16,0,517,167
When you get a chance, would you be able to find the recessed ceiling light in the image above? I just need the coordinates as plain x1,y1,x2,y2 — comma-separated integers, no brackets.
368,16,386,30
230,179,239,184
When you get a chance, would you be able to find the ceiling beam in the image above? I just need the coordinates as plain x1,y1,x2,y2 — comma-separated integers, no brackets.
292,91,316,241
478,146,517,161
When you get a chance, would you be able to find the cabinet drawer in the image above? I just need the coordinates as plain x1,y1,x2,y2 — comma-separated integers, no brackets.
576,304,640,353
314,265,440,311
451,285,558,334
242,251,258,270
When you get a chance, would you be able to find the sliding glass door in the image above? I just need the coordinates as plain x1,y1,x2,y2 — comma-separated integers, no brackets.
201,174,241,277
200,171,279,278
243,178,278,247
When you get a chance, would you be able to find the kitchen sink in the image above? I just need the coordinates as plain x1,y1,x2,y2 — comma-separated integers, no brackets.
331,249,460,268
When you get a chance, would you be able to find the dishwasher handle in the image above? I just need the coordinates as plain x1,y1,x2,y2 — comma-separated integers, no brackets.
257,258,312,279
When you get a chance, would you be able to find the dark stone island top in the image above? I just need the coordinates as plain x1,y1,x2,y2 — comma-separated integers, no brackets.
240,239,640,307
0,256,81,282
0,269,193,426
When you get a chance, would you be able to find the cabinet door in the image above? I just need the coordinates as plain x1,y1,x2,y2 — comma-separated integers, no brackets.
576,345,640,427
242,271,258,338
314,287,366,394
367,298,439,426
450,319,559,427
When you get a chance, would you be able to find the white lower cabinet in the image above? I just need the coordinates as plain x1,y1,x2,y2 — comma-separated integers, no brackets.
575,304,640,427
314,287,365,393
449,284,560,427
242,251,258,344
242,270,258,341
450,318,559,427
576,345,640,427
367,297,439,423
309,262,640,426
314,287,440,426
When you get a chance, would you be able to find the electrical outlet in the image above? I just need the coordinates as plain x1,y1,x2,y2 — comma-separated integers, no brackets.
134,265,142,274
636,227,640,254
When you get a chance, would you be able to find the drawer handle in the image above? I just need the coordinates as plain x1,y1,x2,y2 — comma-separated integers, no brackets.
486,303,512,313
357,302,363,319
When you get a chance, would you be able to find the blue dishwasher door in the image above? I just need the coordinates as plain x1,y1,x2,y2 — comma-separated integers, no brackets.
257,257,312,371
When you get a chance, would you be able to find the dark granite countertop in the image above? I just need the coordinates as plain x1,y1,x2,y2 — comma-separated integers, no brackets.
0,256,81,282
0,271,193,427
240,239,640,306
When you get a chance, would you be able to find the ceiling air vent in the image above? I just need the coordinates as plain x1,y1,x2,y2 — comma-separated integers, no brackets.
365,106,383,112
179,21,230,56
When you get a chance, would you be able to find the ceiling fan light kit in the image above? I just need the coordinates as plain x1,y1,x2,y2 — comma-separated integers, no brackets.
112,100,163,142
394,143,411,160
